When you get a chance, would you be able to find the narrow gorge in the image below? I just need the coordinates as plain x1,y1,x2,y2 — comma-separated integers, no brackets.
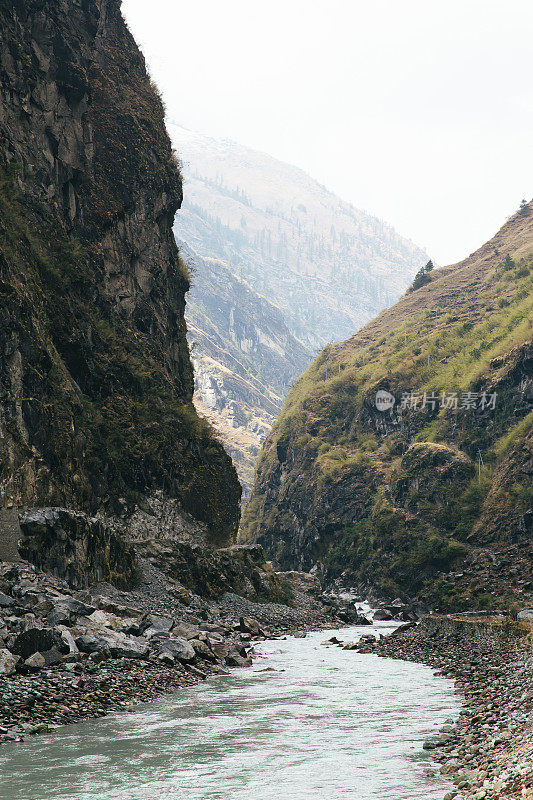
0,2,531,800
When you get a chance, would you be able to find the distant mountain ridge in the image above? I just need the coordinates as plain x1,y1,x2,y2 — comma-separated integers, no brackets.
178,241,311,495
171,124,428,350
170,125,428,494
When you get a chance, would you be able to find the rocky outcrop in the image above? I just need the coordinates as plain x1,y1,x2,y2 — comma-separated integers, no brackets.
391,442,476,517
242,206,533,609
137,540,293,604
181,242,311,496
18,507,138,589
0,0,240,542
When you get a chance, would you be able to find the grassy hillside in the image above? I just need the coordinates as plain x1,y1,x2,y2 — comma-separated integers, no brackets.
241,205,533,610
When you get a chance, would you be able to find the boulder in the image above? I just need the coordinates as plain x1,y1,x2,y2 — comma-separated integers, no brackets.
157,651,175,665
107,636,148,660
373,609,394,621
209,642,229,661
75,630,148,660
46,609,71,627
158,637,195,663
75,633,111,655
24,652,46,670
276,570,321,595
225,649,251,667
0,592,15,609
239,617,262,635
0,648,19,675
57,627,78,654
190,639,215,661
143,630,171,644
41,647,65,666
56,597,96,617
142,614,173,633
87,610,122,629
172,622,201,640
11,627,69,659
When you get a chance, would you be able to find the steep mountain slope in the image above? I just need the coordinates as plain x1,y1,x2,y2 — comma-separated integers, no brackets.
171,124,427,351
0,0,240,543
241,206,533,609
169,124,427,493
179,241,310,495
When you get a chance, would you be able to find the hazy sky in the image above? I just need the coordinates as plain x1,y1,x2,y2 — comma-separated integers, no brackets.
122,0,532,265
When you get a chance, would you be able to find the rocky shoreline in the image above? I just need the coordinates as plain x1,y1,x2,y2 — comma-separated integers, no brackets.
354,615,533,800
2,556,532,800
0,558,333,746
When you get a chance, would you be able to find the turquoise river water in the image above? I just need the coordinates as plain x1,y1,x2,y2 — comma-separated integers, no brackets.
0,625,459,800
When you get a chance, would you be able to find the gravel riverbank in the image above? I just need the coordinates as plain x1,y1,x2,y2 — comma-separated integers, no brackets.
0,559,331,745
3,556,531,800
354,615,533,800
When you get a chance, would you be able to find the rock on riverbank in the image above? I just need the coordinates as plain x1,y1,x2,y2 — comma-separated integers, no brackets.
0,559,332,745
355,615,533,800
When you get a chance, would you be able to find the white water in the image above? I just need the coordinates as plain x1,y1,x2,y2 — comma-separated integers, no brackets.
0,625,459,800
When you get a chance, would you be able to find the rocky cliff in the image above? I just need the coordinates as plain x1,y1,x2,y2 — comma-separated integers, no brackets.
242,206,533,610
180,242,311,496
0,0,240,544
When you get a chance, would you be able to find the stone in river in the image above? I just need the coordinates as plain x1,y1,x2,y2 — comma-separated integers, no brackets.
225,648,251,667
373,609,394,621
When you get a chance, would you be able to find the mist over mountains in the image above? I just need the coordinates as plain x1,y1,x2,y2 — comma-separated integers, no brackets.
171,125,428,492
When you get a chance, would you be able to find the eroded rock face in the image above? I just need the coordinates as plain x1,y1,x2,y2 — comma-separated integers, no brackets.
0,0,240,542
19,508,138,590
392,442,475,514
138,540,293,604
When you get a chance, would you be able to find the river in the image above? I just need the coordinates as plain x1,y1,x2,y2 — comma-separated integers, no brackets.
0,625,459,800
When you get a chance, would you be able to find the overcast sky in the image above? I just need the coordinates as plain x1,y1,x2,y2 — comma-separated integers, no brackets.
122,0,532,265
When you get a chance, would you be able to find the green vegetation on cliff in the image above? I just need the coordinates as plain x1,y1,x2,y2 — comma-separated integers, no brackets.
0,0,240,542
241,206,533,609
